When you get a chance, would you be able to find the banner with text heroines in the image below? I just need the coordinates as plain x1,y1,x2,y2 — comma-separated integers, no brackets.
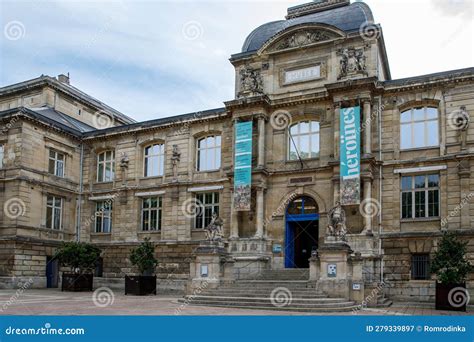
233,121,253,211
340,106,361,205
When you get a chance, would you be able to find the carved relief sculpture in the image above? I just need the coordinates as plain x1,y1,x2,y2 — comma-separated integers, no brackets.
337,47,367,80
273,29,335,51
238,66,263,97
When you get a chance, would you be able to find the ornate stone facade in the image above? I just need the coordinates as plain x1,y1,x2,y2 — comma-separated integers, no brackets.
0,1,473,303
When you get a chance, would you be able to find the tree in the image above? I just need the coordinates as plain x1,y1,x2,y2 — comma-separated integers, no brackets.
54,241,101,274
430,232,472,284
130,238,158,275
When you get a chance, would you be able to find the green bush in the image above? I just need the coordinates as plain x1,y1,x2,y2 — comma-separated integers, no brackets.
130,238,158,275
430,232,472,284
54,241,101,274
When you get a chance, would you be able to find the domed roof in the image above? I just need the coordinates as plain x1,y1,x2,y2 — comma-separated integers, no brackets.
241,2,373,53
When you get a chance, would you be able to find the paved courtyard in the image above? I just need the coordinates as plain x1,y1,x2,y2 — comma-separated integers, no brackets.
0,289,472,316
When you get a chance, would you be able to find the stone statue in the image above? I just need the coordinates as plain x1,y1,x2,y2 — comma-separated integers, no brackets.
238,66,263,97
171,144,181,180
338,47,366,79
119,152,129,169
326,201,347,241
205,212,224,241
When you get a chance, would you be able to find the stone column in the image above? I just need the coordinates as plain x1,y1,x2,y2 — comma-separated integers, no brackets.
333,179,340,205
362,178,373,234
363,100,372,155
229,191,239,239
255,188,264,239
459,162,471,229
257,115,265,168
334,103,341,159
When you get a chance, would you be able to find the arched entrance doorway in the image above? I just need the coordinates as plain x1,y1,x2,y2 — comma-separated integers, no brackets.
285,196,319,268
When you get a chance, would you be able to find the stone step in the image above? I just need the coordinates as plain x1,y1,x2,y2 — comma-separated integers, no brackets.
184,295,349,305
178,302,358,313
199,290,326,298
178,298,357,311
250,270,310,281
222,280,309,288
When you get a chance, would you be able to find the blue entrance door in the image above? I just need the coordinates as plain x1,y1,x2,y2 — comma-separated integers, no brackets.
284,196,319,268
46,256,58,288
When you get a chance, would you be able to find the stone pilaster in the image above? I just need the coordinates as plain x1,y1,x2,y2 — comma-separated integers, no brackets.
254,188,264,239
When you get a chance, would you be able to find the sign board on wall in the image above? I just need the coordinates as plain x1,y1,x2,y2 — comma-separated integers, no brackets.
340,106,361,205
284,65,321,84
233,121,253,211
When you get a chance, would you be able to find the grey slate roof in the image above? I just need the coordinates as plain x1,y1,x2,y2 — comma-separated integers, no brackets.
241,2,373,53
0,75,136,124
29,106,96,133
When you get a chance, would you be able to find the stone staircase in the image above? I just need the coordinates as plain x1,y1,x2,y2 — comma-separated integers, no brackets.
179,269,359,312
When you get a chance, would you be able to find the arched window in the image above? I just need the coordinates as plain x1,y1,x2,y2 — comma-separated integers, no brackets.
289,121,320,160
144,144,164,177
400,106,438,149
97,150,115,182
287,196,318,215
197,135,221,171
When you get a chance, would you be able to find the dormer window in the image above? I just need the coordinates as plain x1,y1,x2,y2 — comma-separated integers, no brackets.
400,107,439,150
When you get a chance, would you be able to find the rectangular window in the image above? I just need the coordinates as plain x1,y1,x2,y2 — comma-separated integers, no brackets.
144,144,164,177
97,151,115,182
400,107,439,150
197,136,221,171
95,201,112,233
411,254,430,280
401,174,439,219
46,195,62,230
194,192,219,229
141,197,162,231
48,150,65,177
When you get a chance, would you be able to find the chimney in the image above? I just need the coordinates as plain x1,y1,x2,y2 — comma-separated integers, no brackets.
58,73,70,85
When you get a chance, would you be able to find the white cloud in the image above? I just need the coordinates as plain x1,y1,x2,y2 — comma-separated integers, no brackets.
1,0,472,121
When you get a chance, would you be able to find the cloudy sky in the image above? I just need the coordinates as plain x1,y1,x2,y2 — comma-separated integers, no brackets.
1,0,473,122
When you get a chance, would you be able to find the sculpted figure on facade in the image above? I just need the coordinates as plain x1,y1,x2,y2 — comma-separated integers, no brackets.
205,212,224,241
326,201,347,241
238,66,263,97
338,47,366,79
171,144,181,180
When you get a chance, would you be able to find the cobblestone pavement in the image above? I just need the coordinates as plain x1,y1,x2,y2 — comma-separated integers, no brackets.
0,289,472,316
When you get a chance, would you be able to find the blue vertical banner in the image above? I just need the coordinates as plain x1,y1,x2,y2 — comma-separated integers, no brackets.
233,121,253,211
340,106,361,205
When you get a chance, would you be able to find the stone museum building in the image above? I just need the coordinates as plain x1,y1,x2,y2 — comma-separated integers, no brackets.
0,0,473,307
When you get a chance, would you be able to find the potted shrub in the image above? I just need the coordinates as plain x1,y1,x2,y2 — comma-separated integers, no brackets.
125,238,158,295
430,231,472,311
54,241,101,292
